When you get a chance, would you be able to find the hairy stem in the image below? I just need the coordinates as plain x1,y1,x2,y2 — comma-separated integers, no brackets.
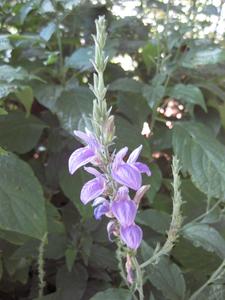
38,233,48,298
140,156,183,268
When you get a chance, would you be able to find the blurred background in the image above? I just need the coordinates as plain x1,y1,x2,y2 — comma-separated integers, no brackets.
1,0,225,299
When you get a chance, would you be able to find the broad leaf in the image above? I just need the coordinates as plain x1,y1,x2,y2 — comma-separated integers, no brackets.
142,242,186,300
59,167,92,219
90,288,131,300
181,47,225,68
168,84,206,111
65,47,94,71
0,111,47,153
56,264,87,300
136,209,170,234
34,84,93,134
109,78,143,93
183,223,225,259
40,22,56,41
115,116,151,157
0,153,47,240
172,121,225,198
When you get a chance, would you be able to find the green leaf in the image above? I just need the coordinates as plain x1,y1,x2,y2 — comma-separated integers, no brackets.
40,22,56,42
142,42,160,69
136,209,170,234
143,83,165,109
0,153,47,240
115,116,151,157
141,242,186,300
0,35,12,51
0,107,8,115
144,163,162,201
0,83,18,98
117,92,150,128
90,288,131,300
56,264,88,300
15,86,34,115
59,167,92,219
65,245,77,272
89,245,117,271
172,121,225,198
0,111,47,154
0,65,31,82
65,47,94,71
109,78,143,93
181,47,225,68
34,84,92,134
168,84,206,111
183,223,225,259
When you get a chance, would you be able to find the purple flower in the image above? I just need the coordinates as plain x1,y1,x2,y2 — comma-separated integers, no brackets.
111,145,151,191
127,145,151,176
107,220,117,241
120,224,143,250
80,167,106,204
92,197,110,220
68,129,101,175
111,187,137,226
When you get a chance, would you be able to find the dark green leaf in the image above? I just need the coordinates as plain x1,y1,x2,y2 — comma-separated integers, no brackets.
183,223,225,259
59,167,93,219
181,47,225,68
90,288,132,300
168,84,206,111
0,111,47,153
172,121,225,198
0,153,47,240
115,116,151,157
136,209,170,234
109,78,143,93
15,86,34,115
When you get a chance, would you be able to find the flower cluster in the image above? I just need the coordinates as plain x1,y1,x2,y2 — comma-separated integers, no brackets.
68,129,151,250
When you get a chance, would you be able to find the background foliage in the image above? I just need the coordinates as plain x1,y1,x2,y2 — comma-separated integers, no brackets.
1,0,225,299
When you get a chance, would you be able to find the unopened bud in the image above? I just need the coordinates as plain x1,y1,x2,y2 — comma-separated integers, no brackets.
133,185,150,206
104,115,115,143
126,254,134,284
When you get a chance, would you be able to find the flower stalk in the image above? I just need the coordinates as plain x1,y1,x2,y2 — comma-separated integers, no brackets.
68,16,151,299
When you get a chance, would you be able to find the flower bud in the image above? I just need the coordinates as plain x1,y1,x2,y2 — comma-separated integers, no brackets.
104,115,115,144
126,254,134,284
133,185,150,207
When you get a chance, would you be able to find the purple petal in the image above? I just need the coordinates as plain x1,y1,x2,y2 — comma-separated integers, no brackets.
112,147,128,169
107,221,117,242
80,176,106,204
84,166,101,177
74,129,100,150
112,163,142,190
134,162,151,176
92,197,107,206
133,185,150,206
94,201,110,220
114,186,131,201
120,224,143,250
68,146,95,174
111,199,137,226
127,145,143,164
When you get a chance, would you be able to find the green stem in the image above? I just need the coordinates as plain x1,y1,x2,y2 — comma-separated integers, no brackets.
38,233,48,298
52,0,65,84
140,156,183,269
